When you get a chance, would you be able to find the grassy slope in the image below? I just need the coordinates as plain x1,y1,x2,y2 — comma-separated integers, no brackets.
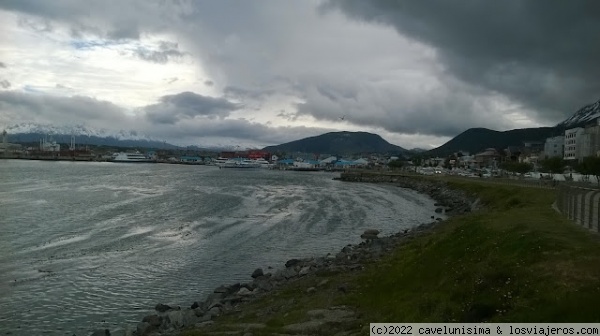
184,178,600,335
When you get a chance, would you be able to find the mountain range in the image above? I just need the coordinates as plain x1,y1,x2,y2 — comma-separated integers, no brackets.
4,97,600,157
3,123,248,151
426,98,600,156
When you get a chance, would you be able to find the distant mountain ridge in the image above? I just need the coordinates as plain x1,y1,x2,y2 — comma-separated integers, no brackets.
426,127,560,157
263,131,406,155
425,98,600,157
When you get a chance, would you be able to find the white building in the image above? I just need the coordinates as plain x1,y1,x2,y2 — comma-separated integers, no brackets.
579,119,600,160
564,128,584,161
544,136,564,158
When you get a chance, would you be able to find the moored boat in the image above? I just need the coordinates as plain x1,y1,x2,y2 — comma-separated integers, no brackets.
110,152,154,163
218,158,260,169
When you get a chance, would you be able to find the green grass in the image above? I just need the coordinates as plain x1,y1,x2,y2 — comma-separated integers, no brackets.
183,178,600,335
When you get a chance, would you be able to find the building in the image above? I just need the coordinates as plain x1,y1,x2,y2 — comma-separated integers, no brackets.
0,130,23,156
564,128,584,161
474,148,501,168
578,119,600,160
246,150,270,160
544,136,564,159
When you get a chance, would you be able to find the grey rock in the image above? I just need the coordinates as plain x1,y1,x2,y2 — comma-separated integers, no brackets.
251,268,264,278
317,279,329,287
136,322,153,336
299,266,311,276
281,267,297,279
254,277,274,292
208,306,222,316
306,287,317,294
237,287,254,296
363,228,380,236
360,233,379,240
182,309,200,327
154,303,172,313
204,292,226,308
141,314,162,327
90,330,110,336
434,207,443,213
164,310,186,329
285,258,301,268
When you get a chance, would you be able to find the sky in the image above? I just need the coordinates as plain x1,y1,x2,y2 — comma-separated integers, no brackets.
1,1,599,150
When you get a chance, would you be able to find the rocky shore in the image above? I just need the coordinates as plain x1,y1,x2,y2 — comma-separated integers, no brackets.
90,175,479,336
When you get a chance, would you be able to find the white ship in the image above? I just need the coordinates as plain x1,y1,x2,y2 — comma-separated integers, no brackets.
218,158,260,169
110,152,154,163
252,158,274,169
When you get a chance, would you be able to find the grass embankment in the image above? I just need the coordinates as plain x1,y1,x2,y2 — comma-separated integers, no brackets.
184,178,600,335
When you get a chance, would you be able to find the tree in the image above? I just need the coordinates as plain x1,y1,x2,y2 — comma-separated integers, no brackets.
577,157,600,186
539,157,565,177
500,161,533,175
411,155,423,167
388,159,404,170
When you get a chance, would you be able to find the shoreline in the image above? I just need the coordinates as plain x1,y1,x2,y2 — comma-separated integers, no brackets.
88,175,480,336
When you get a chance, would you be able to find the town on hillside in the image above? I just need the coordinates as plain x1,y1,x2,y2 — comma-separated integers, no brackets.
4,117,600,182
0,130,406,171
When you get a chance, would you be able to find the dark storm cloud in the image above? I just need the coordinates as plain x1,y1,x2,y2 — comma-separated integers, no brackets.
144,91,241,124
134,41,185,64
0,80,11,89
323,0,600,122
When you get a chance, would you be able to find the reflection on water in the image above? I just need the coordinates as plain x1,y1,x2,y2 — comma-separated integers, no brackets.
0,160,440,335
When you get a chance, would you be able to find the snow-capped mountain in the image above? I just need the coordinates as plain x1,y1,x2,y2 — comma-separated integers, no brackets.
4,123,153,141
3,122,182,149
556,98,600,129
2,122,259,151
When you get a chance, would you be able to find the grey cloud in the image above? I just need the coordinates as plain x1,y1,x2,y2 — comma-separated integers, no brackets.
0,0,187,41
295,79,516,138
323,0,600,122
134,41,185,64
204,80,214,86
107,23,140,40
224,86,277,100
165,77,178,84
144,91,241,124
0,80,11,89
146,117,333,147
0,62,6,68
0,91,128,126
277,110,298,122
17,16,53,33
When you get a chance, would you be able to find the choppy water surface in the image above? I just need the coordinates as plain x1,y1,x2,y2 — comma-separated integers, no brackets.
0,160,440,335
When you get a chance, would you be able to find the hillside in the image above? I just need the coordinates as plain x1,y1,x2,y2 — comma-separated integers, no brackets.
263,131,406,155
427,127,560,157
